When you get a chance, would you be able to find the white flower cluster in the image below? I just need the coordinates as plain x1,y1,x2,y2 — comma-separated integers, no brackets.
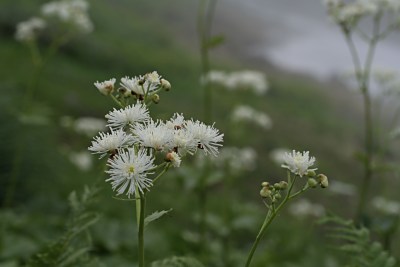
15,0,93,42
324,0,400,31
214,146,257,172
88,76,223,197
231,105,272,130
15,17,47,42
281,150,317,177
94,71,171,100
202,70,269,95
41,0,93,33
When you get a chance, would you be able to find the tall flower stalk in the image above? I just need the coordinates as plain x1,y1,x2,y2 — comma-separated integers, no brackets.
324,0,400,221
89,72,223,266
244,150,328,267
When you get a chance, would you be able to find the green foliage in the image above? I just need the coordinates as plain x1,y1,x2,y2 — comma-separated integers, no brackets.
320,215,397,267
26,185,100,267
144,209,173,228
151,256,204,267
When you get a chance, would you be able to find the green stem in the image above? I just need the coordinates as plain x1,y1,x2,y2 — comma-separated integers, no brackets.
138,191,146,267
244,174,299,267
152,163,171,185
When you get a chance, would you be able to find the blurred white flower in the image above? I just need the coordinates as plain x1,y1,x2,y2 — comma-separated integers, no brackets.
106,103,150,130
231,105,272,130
88,129,134,158
269,148,291,166
106,148,155,197
41,0,93,33
216,146,257,172
94,78,116,95
185,119,224,157
15,17,46,42
289,199,325,217
281,150,317,177
329,180,357,196
74,117,106,137
372,197,400,215
69,150,93,171
202,70,269,95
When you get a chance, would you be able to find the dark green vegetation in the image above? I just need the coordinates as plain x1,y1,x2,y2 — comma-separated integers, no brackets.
1,0,399,266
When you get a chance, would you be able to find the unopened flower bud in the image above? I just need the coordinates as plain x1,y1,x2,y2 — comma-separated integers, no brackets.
273,183,281,190
118,87,131,97
261,181,269,188
307,178,318,188
279,181,288,190
317,174,329,188
94,78,116,95
275,193,281,199
152,94,160,104
260,187,271,198
161,78,171,91
165,151,181,168
307,170,316,177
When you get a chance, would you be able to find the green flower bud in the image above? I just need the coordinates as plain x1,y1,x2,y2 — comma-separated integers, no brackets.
317,174,329,188
152,94,160,104
307,178,318,188
261,181,269,188
279,181,288,190
118,87,131,98
161,78,171,91
260,187,271,198
273,183,281,190
307,170,316,177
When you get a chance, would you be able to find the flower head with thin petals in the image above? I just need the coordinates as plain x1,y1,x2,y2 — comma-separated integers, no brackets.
88,129,134,158
15,17,46,42
120,76,143,95
94,78,116,95
105,103,150,130
106,148,155,197
185,120,224,156
133,120,174,151
281,150,317,177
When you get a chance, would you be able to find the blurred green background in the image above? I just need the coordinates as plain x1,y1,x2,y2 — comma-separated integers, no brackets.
1,0,399,266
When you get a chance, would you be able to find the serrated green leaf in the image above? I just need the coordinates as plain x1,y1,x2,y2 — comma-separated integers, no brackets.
144,209,172,227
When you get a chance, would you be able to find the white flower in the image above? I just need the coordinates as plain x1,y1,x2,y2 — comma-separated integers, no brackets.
105,103,150,130
166,151,182,168
41,0,93,33
372,197,400,215
144,71,161,85
231,105,272,130
166,113,186,130
289,199,325,217
74,117,106,137
106,148,155,197
133,120,174,151
69,150,93,171
185,120,224,156
15,17,46,42
281,150,317,177
270,148,291,166
88,129,134,158
120,76,143,95
94,78,116,95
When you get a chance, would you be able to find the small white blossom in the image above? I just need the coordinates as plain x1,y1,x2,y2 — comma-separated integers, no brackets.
15,17,46,42
144,71,161,85
372,197,400,215
88,129,134,158
281,150,317,177
120,76,143,96
106,148,155,197
166,113,186,130
203,70,269,95
231,105,272,130
105,103,150,130
133,120,174,151
69,150,93,171
289,199,325,217
41,0,93,33
166,151,182,168
74,117,106,137
269,148,291,166
185,120,224,157
94,78,116,95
